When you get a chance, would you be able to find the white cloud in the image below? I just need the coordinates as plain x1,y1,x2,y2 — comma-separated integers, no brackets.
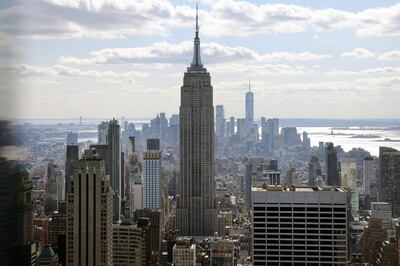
326,67,400,76
209,63,309,76
378,50,400,61
341,48,375,59
260,52,331,61
58,41,332,65
6,64,148,83
1,1,400,39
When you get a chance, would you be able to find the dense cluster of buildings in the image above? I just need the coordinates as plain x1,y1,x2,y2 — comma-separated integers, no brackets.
1,9,400,266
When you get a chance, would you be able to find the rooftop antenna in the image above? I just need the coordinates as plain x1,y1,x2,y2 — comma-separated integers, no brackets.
196,2,199,36
248,78,251,92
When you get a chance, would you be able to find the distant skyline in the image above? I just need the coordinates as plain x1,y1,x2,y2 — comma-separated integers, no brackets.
0,0,400,119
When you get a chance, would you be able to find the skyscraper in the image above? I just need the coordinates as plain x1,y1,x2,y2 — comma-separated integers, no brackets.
65,144,79,200
379,147,400,216
363,156,373,196
272,118,279,137
66,149,113,266
98,121,109,145
326,142,341,186
226,116,235,137
0,159,35,265
252,185,348,264
143,139,161,209
215,105,225,138
176,6,217,237
112,220,148,265
66,132,78,145
108,119,121,221
308,156,322,186
245,80,254,124
173,237,196,266
126,137,142,212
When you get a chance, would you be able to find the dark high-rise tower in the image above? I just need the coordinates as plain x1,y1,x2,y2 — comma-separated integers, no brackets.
108,119,121,222
176,5,217,236
326,142,340,186
379,147,400,216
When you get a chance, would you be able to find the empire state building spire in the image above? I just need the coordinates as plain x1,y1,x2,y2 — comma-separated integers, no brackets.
177,2,217,237
190,3,203,70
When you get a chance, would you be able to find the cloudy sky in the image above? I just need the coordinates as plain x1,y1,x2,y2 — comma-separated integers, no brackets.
1,0,400,119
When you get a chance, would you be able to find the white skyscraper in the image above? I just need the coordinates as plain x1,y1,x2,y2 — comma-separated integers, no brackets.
252,185,348,265
66,149,113,266
143,139,162,209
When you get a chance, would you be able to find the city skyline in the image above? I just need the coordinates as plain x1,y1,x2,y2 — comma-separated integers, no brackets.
1,2,400,265
0,0,399,119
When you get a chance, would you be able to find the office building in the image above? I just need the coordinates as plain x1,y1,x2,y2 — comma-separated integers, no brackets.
245,158,281,208
252,185,348,265
48,204,66,249
112,220,149,266
134,209,163,264
169,114,179,144
159,112,168,140
308,156,322,186
326,142,341,186
126,137,142,212
0,159,35,265
66,149,113,266
379,147,400,216
176,7,217,237
215,105,225,138
236,118,249,139
37,245,60,266
281,127,301,146
65,144,79,192
360,218,387,265
147,138,160,151
173,237,196,266
396,223,400,264
272,118,279,137
375,238,398,265
143,139,162,209
302,131,310,148
98,121,109,144
66,132,78,145
108,119,122,221
340,159,357,189
363,156,373,196
45,175,59,213
245,80,254,124
227,116,235,137
210,238,235,265
371,202,393,236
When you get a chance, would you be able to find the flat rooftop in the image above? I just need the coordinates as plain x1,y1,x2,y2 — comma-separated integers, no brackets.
252,185,346,193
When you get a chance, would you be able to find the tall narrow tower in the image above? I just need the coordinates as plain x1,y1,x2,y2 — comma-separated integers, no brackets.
176,5,217,237
245,79,254,124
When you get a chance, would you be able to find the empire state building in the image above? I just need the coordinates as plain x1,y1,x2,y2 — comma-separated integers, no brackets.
176,6,217,237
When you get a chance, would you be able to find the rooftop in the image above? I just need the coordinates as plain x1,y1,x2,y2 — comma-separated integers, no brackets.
252,185,346,193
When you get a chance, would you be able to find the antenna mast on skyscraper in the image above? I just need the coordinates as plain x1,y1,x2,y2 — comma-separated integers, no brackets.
249,78,251,92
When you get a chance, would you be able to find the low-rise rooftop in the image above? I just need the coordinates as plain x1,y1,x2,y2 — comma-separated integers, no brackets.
252,184,346,193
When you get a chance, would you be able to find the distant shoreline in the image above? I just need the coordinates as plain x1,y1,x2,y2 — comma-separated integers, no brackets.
11,118,400,127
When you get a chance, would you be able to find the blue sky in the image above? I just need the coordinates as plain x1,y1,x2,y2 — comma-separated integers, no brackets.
0,0,399,119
